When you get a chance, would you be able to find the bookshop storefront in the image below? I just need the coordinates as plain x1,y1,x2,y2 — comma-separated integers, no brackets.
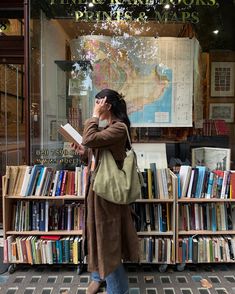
2,0,235,172
29,0,203,168
1,0,235,271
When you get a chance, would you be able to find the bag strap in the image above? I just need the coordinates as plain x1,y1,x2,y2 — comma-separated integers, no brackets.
120,122,144,186
120,122,133,150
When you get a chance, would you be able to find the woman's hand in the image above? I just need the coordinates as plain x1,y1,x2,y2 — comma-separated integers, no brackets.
93,97,110,118
70,143,85,156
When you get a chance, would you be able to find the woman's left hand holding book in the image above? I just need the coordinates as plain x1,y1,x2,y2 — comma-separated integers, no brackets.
70,143,86,156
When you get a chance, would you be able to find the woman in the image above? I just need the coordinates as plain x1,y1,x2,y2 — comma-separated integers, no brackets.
73,89,139,294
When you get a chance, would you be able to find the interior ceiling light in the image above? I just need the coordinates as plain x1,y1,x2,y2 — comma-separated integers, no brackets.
88,2,94,7
213,29,219,35
164,4,170,9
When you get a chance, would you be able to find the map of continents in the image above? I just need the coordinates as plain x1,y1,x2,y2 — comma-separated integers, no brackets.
73,36,193,127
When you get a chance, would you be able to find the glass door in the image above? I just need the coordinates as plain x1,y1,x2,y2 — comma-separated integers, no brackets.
0,63,26,222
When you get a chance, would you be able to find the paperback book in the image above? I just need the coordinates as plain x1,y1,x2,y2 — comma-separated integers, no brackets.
58,123,83,146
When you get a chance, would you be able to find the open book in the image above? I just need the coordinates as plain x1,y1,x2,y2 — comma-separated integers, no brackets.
58,123,83,145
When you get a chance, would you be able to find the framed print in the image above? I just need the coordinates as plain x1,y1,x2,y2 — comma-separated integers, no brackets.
132,143,168,171
192,147,231,171
209,103,234,123
211,62,235,97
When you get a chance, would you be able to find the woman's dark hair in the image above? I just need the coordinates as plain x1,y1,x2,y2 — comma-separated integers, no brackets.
95,88,131,149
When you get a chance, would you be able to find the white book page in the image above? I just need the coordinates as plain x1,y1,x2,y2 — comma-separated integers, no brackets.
62,123,83,144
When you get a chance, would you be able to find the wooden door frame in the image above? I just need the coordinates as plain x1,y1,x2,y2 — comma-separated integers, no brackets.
24,0,30,165
0,0,30,165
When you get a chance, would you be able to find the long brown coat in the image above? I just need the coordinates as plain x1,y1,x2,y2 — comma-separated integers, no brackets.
82,117,139,279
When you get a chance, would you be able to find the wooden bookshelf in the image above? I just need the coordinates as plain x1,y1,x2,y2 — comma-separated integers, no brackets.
136,199,174,203
2,170,85,268
176,167,235,269
6,230,83,235
5,196,85,200
178,230,235,235
178,198,235,202
137,231,174,236
133,167,177,271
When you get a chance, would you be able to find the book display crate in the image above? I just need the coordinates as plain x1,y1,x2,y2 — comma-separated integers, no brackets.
176,166,235,271
2,165,86,274
132,167,178,272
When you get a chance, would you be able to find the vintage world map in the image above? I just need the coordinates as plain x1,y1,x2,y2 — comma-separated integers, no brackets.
71,35,196,127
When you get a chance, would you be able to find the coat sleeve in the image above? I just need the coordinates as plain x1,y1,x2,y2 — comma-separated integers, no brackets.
82,118,126,148
79,147,89,165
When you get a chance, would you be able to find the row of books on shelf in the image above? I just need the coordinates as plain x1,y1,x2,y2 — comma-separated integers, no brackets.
12,201,85,232
202,119,229,136
4,164,178,199
179,203,235,231
132,203,172,232
178,236,235,263
4,235,83,264
139,237,174,264
5,164,235,200
5,165,88,197
141,166,177,199
179,166,235,199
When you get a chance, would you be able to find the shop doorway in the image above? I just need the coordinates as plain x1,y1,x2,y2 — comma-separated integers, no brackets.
0,63,26,223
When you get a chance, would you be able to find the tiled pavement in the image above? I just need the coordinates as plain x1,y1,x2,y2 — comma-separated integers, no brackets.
0,264,235,294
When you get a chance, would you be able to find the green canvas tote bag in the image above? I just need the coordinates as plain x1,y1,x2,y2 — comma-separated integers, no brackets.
93,123,143,204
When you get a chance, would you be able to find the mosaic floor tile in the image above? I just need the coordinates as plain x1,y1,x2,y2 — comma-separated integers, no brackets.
192,275,203,282
47,276,58,283
163,288,175,294
215,289,229,294
59,288,70,293
161,276,172,283
6,289,18,294
224,275,235,283
198,288,211,294
30,276,41,283
2,264,235,294
76,289,87,294
144,276,155,283
129,288,141,294
129,276,139,283
41,288,53,294
146,289,157,294
24,288,36,294
13,275,25,283
176,276,188,283
180,289,193,294
63,276,73,283
79,276,89,283
208,276,221,283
